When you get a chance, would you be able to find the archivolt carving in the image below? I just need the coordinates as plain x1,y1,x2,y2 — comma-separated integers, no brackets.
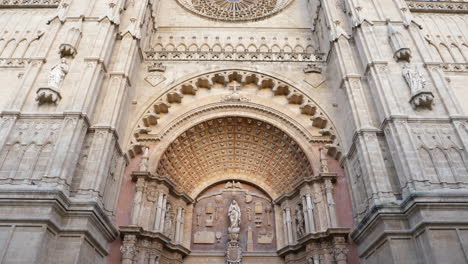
156,116,314,195
128,69,341,159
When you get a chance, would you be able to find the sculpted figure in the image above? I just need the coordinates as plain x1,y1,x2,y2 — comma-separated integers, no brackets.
228,200,241,230
139,147,149,171
402,64,426,95
295,204,305,237
48,58,69,89
319,147,329,173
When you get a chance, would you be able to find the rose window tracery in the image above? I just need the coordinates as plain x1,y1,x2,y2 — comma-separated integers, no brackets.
177,0,293,21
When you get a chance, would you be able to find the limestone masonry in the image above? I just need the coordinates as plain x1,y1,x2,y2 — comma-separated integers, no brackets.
0,0,467,263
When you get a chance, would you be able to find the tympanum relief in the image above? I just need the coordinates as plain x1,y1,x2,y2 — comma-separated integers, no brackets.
191,181,276,253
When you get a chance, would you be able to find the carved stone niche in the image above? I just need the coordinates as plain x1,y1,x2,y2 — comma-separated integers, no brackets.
126,171,193,245
59,23,82,58
279,230,350,264
36,58,69,105
120,226,189,264
402,64,434,110
276,168,350,264
191,181,277,253
387,22,412,62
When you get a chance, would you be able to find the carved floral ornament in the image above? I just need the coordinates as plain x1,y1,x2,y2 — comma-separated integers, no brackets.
127,70,342,160
176,0,293,21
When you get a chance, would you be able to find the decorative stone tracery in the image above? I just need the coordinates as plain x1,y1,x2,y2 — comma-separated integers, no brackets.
176,0,293,21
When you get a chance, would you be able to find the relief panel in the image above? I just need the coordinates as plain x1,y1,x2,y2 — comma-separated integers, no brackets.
191,181,276,253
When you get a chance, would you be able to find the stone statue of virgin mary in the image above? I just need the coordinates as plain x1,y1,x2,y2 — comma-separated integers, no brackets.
228,200,241,230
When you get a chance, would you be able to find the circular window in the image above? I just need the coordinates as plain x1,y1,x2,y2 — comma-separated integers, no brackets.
177,0,293,21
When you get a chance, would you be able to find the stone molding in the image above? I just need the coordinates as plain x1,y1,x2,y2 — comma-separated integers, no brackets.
0,58,30,68
0,0,61,8
406,0,468,14
119,226,191,256
128,69,341,159
146,50,323,62
0,188,118,252
131,172,194,204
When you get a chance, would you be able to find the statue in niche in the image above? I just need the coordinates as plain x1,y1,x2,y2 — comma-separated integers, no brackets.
402,64,434,109
164,204,173,237
228,200,241,230
139,147,149,172
48,58,69,89
295,204,305,237
36,58,70,105
319,147,329,173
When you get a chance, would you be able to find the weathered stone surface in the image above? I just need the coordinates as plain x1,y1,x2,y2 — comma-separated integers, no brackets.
0,0,466,263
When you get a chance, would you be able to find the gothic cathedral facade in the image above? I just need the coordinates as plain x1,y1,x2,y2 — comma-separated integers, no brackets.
0,0,467,263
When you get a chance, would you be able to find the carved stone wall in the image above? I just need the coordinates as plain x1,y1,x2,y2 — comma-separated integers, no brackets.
191,181,276,252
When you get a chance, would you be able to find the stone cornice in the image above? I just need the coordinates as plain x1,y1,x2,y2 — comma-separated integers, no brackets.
406,0,468,14
131,172,194,204
274,173,338,204
0,0,60,8
120,225,191,256
277,227,351,256
0,187,119,252
145,50,324,63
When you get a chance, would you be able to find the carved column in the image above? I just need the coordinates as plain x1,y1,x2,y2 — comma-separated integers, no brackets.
302,196,310,233
159,196,167,232
324,179,337,228
131,178,145,225
285,207,294,244
305,193,315,232
282,209,289,246
174,207,181,243
121,235,137,264
153,193,164,231
178,208,185,243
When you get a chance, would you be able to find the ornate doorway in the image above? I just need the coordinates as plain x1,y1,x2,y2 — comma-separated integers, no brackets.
119,113,353,264
188,181,277,263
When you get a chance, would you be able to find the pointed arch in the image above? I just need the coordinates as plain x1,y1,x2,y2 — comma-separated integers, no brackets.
294,45,304,53
247,44,257,53
224,44,234,52
439,43,454,63
1,39,16,58
283,45,293,53
23,39,39,58
176,43,187,52
212,44,222,52
16,144,39,180
259,44,269,53
12,39,28,58
428,43,443,62
0,143,23,178
164,44,175,52
419,147,438,183
271,44,281,53
447,148,468,181
235,44,246,53
200,44,210,52
450,44,465,63
188,44,198,52
432,147,456,183
32,143,53,180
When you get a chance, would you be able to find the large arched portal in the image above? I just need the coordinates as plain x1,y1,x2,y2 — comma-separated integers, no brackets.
118,114,354,264
114,69,355,264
